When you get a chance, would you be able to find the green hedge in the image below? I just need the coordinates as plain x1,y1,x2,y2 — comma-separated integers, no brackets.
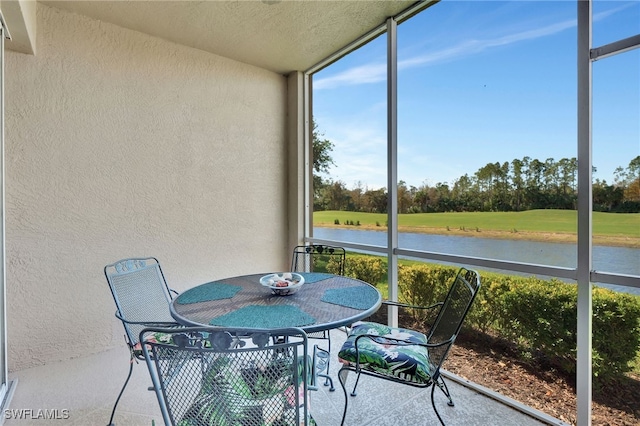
344,256,640,379
397,264,456,323
592,287,640,377
342,255,386,286
498,277,579,373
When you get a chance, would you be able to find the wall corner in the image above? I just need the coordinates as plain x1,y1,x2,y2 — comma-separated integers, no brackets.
2,0,36,55
286,71,305,254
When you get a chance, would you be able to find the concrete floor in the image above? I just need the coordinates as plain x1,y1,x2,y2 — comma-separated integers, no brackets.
5,330,561,426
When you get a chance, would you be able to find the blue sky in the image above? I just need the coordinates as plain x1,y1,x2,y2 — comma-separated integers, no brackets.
312,1,639,191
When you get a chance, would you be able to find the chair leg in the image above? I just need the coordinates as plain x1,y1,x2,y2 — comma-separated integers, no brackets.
430,382,447,426
436,376,454,407
313,345,335,392
323,333,332,388
337,367,351,426
350,372,361,396
318,372,334,391
107,355,135,426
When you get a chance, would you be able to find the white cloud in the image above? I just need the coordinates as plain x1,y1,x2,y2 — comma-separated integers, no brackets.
319,116,388,189
313,63,386,90
314,3,633,91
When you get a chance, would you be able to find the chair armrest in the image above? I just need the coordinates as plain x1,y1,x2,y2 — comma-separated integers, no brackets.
114,311,180,327
382,300,443,311
353,333,453,349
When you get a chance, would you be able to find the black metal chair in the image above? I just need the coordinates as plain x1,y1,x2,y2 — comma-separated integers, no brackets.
291,244,346,276
104,257,180,426
291,244,347,391
140,326,315,426
337,267,481,426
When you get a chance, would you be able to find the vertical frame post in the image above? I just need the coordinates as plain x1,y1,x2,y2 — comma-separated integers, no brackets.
387,17,398,327
0,9,10,402
304,74,313,242
576,1,593,424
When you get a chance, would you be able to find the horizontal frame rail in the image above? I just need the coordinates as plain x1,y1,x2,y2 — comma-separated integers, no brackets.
591,34,640,61
590,271,640,289
307,238,639,291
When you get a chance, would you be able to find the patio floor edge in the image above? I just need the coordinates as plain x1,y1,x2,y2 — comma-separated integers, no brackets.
440,370,570,426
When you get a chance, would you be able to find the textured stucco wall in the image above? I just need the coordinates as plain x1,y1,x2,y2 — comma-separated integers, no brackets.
5,4,291,371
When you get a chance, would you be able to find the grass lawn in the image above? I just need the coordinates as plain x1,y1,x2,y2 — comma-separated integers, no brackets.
314,209,640,247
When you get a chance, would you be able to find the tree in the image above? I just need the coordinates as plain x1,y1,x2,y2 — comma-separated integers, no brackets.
363,188,387,213
325,180,350,211
397,180,413,213
623,156,640,202
348,182,366,212
312,121,335,176
557,157,577,209
413,183,433,213
494,161,511,211
312,121,336,209
593,181,624,211
312,141,639,213
511,158,524,211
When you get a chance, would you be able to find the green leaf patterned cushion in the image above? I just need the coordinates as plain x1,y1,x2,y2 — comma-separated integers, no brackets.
338,321,433,384
180,354,314,425
133,331,174,357
135,331,211,357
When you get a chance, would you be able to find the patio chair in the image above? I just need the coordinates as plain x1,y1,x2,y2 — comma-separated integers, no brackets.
291,244,347,391
140,326,315,426
337,267,480,426
291,244,346,275
104,257,180,426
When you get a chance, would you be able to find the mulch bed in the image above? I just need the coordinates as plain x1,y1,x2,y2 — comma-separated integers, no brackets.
364,309,640,426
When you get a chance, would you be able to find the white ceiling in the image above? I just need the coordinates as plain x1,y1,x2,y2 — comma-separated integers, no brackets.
38,0,418,75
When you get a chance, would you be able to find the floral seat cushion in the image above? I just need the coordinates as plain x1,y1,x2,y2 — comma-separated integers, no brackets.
338,321,433,385
180,354,315,426
133,331,174,357
135,330,211,357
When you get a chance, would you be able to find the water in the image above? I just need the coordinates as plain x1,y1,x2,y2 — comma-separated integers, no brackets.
313,227,640,295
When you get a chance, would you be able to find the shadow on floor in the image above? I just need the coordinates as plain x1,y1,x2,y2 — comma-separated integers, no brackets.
6,329,556,426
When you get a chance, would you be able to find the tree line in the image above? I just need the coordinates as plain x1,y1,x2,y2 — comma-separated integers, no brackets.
314,155,640,214
311,122,639,214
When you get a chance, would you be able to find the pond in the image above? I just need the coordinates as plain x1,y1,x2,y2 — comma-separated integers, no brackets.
313,227,640,296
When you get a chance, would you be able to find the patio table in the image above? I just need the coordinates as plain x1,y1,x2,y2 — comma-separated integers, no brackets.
170,272,382,333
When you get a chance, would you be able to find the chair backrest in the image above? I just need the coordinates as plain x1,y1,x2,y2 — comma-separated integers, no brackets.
104,257,175,346
141,326,311,426
291,244,346,275
426,268,480,379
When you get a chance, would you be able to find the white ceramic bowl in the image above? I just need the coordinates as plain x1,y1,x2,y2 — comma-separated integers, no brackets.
259,272,305,296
